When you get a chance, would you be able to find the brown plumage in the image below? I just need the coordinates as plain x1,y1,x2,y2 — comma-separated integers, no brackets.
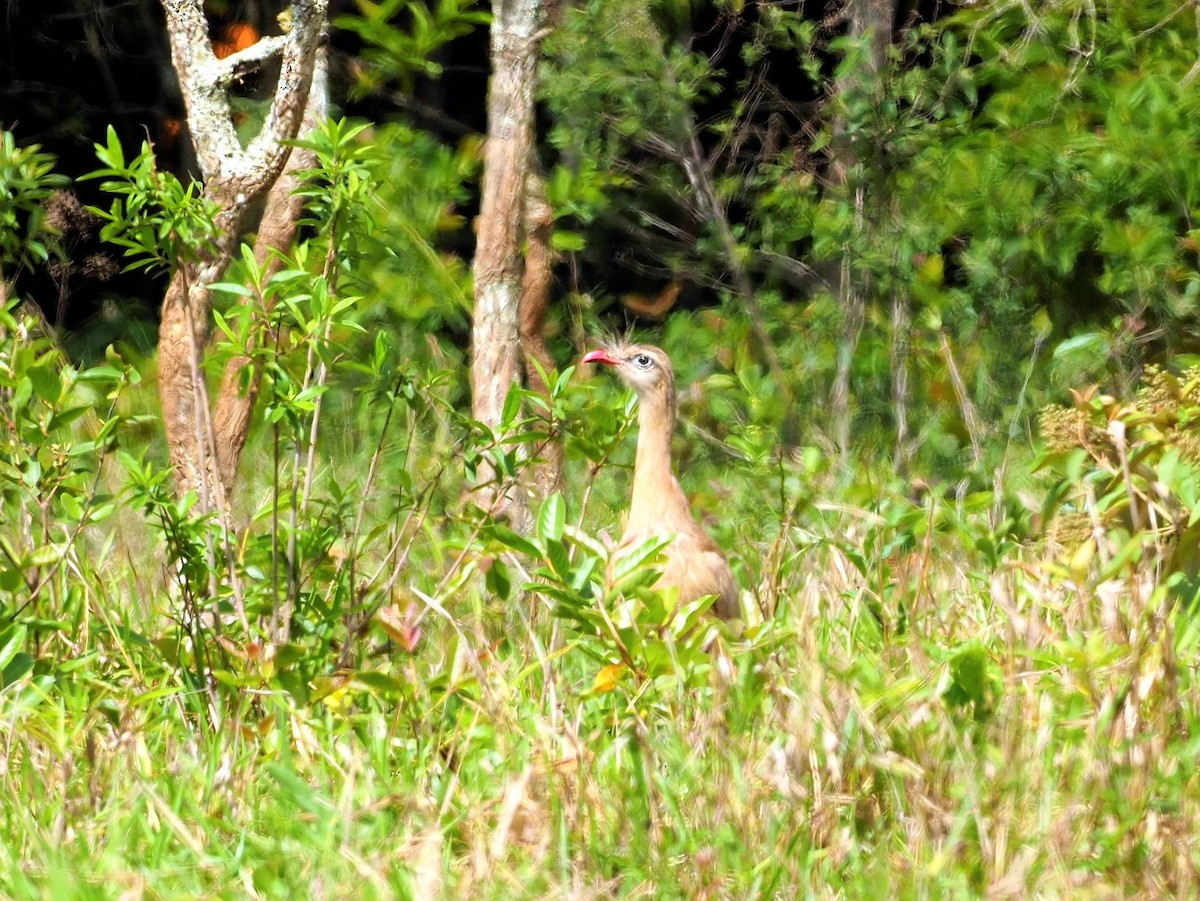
581,342,740,621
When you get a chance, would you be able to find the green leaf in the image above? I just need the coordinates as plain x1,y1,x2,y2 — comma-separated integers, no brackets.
480,524,542,558
943,641,991,715
545,539,571,580
611,534,672,582
0,624,28,673
1053,332,1107,361
2,652,33,687
48,406,91,432
551,230,586,251
208,281,256,299
95,125,125,171
500,384,522,428
25,544,62,568
485,558,512,599
0,565,23,593
350,670,404,698
538,492,566,544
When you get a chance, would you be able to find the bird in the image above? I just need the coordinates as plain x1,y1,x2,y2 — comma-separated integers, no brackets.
581,341,740,621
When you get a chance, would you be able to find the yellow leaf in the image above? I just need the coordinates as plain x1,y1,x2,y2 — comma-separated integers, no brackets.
376,604,408,642
1032,308,1053,338
593,664,625,694
311,674,353,709
917,253,944,284
1069,538,1096,577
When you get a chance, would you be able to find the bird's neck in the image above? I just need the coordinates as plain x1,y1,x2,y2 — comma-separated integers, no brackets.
627,389,692,534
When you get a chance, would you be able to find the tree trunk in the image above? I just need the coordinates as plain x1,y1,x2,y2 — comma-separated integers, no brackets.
157,239,242,512
828,0,895,461
518,171,564,499
212,50,329,491
470,0,544,529
158,0,326,512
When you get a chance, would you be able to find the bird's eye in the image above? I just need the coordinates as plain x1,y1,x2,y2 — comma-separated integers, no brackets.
634,353,652,368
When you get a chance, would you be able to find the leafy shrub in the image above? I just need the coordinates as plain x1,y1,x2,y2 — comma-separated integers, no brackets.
0,132,68,276
1038,364,1200,601
0,302,133,691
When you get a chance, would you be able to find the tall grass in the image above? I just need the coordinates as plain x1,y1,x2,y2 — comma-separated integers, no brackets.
1,314,1197,899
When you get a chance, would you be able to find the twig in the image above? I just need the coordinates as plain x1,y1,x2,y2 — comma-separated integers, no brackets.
654,124,797,440
938,331,986,470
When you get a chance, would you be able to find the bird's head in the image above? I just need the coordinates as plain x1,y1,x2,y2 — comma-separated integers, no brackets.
581,343,675,401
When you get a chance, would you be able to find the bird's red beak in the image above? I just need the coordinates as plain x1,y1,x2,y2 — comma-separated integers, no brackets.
582,348,618,367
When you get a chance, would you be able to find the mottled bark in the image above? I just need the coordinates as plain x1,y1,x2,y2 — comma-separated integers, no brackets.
158,0,326,510
470,0,543,528
828,0,896,460
518,172,563,498
158,243,240,511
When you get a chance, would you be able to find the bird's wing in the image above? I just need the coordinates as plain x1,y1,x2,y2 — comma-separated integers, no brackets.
610,526,740,621
660,531,740,621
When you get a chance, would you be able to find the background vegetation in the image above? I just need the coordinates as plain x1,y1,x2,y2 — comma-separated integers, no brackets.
2,0,1200,896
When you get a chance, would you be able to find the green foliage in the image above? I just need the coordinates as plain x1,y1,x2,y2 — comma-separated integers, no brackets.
0,131,68,275
84,125,221,273
351,121,479,338
0,301,134,690
904,1,1200,332
542,0,715,164
7,2,1200,894
336,0,489,95
1038,364,1200,600
536,0,1200,475
538,0,725,283
489,483,745,708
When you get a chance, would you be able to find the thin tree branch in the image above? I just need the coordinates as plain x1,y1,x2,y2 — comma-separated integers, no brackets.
939,331,986,470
